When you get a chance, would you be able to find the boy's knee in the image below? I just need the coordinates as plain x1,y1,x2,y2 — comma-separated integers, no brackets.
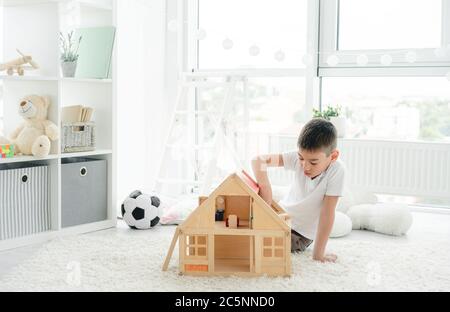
291,231,313,253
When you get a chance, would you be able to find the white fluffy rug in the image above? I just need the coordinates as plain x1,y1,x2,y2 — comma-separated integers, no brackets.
1,224,449,292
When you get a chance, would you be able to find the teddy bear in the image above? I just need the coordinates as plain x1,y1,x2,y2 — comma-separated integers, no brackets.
8,95,59,158
0,134,9,145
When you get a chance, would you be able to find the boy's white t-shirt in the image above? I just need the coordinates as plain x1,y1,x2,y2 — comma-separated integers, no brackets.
280,151,346,240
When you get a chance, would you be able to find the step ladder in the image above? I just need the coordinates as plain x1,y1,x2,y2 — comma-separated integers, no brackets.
153,72,248,197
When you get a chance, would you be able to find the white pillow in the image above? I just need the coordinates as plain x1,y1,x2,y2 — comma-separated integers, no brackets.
352,189,378,206
330,211,353,238
160,197,198,225
336,189,354,213
347,203,413,236
336,188,378,213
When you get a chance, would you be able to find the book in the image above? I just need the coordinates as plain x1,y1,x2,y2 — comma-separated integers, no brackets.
74,26,116,79
61,105,83,123
62,105,94,123
84,107,94,122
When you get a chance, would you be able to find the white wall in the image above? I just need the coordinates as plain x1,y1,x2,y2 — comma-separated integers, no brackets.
116,0,167,206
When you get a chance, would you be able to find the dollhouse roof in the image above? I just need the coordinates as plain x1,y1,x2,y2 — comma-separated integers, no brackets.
179,172,290,232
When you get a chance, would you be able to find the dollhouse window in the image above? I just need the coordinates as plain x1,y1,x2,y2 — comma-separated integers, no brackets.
185,235,208,258
263,237,284,259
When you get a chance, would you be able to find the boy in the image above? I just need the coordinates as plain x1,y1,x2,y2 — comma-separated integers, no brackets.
251,118,345,263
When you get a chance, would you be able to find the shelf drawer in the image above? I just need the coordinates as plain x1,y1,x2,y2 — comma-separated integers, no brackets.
0,164,50,241
61,158,108,228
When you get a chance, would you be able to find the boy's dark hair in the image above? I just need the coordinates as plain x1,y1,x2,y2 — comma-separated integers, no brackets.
298,118,338,156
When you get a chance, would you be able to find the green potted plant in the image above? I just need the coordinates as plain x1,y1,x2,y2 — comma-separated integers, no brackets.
313,105,346,138
59,31,82,77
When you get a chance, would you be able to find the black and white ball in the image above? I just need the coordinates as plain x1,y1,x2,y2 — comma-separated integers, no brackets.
121,191,162,230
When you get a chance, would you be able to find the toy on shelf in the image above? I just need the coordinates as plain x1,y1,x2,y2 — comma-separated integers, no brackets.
8,95,59,158
0,49,39,76
0,144,15,158
0,135,9,145
162,171,292,277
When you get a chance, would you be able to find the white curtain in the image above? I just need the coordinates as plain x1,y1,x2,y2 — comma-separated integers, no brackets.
116,0,167,209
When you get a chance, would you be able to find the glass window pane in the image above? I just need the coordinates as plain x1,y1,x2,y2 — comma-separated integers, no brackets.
198,0,307,69
321,77,450,142
196,77,306,181
338,0,442,50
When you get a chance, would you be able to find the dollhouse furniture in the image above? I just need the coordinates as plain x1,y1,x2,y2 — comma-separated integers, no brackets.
163,172,292,277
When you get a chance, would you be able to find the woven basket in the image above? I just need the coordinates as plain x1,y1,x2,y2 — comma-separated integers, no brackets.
61,122,96,153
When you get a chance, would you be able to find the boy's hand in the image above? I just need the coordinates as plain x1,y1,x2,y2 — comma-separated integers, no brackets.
252,154,283,206
313,253,338,263
313,196,340,264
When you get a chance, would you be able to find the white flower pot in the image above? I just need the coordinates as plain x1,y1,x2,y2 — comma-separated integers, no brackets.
330,116,347,138
61,61,77,78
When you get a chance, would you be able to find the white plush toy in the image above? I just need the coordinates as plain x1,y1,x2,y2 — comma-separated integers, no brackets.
347,203,413,236
273,185,412,238
330,211,353,238
336,188,378,214
8,95,59,158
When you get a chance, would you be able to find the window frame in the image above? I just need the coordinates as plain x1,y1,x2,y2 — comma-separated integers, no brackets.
185,235,208,259
263,237,285,259
185,0,320,81
319,0,450,77
181,0,321,164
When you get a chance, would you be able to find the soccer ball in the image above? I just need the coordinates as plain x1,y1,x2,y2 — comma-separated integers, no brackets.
121,190,162,230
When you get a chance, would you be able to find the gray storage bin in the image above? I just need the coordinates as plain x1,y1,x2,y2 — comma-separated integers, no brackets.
0,163,50,241
61,158,108,228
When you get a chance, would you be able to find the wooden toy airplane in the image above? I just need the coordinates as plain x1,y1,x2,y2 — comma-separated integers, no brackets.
0,49,39,76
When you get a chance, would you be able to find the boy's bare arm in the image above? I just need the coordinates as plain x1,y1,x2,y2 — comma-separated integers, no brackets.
313,196,339,263
251,154,284,205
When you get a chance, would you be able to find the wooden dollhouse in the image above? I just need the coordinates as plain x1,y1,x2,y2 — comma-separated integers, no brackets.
163,172,292,277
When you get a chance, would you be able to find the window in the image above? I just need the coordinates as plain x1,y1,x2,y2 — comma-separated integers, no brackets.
321,77,450,142
263,237,285,258
192,77,310,176
198,0,307,69
338,0,442,50
320,0,450,68
185,235,207,258
187,0,311,186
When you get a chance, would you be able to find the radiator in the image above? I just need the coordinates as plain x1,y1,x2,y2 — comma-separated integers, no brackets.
338,139,450,199
255,135,450,200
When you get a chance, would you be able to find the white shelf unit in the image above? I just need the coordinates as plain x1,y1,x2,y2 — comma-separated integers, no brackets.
0,0,117,251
